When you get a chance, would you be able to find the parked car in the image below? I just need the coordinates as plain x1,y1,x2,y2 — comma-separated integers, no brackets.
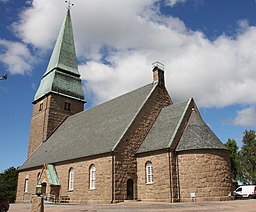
233,185,256,199
0,195,9,212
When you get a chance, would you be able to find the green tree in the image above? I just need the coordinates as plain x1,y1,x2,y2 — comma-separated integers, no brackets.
0,167,18,203
239,130,256,184
224,138,241,180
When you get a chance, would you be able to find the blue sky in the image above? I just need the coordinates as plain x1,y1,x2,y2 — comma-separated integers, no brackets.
1,0,256,172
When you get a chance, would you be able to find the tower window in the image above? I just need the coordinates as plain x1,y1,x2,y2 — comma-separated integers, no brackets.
64,102,71,111
39,103,43,111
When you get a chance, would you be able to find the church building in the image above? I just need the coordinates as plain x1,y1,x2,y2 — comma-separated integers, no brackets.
16,8,232,204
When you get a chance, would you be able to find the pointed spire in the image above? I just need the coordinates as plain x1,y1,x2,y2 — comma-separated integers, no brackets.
44,8,79,77
34,8,84,102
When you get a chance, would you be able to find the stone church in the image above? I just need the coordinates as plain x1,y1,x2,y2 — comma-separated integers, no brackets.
16,8,232,204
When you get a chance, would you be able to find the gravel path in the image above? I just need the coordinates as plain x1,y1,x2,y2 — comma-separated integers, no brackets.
9,199,256,212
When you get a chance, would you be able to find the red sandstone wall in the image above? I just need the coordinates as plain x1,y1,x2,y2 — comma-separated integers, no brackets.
28,94,84,157
137,152,171,202
113,85,172,202
16,156,112,204
177,150,232,202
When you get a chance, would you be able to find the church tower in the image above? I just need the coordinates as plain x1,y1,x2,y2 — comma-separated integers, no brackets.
27,8,84,157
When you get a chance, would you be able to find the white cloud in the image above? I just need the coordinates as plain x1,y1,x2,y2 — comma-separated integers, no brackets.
3,0,256,109
0,39,35,75
165,0,187,7
80,50,152,105
11,0,66,49
233,107,256,127
0,0,9,3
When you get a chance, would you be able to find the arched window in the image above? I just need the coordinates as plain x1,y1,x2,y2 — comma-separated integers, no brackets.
68,168,74,191
146,161,153,184
24,178,29,193
89,165,96,189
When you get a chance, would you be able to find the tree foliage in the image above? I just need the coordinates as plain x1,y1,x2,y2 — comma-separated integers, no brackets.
224,138,240,180
0,167,18,203
239,130,256,184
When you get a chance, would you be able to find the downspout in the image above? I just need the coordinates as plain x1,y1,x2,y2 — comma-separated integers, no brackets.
176,153,180,202
168,150,173,203
111,152,115,203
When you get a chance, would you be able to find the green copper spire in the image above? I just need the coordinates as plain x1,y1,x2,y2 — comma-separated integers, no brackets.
34,9,84,102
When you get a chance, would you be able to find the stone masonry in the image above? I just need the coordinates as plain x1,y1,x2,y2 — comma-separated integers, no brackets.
177,150,232,202
113,81,172,202
28,93,84,157
18,66,232,204
137,151,172,202
16,155,113,204
137,149,231,203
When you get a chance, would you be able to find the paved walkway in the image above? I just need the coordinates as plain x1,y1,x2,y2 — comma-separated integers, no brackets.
9,199,256,212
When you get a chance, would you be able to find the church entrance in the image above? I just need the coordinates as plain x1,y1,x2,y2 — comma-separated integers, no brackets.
127,179,134,200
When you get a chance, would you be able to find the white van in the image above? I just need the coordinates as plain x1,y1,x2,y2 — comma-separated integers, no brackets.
233,185,256,199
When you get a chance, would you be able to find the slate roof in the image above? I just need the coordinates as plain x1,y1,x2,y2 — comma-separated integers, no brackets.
137,98,226,154
19,83,156,170
176,110,227,151
137,99,190,154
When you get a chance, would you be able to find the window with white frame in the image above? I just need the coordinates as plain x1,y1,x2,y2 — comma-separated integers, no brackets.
24,178,29,192
89,165,96,189
146,161,153,184
68,168,74,191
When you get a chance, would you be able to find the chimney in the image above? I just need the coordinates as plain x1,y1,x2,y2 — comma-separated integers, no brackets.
152,61,165,87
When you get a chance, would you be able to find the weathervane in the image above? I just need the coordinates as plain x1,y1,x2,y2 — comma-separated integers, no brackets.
65,0,74,9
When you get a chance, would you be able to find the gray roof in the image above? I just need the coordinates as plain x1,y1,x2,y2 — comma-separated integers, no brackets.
34,9,84,102
19,83,156,170
176,110,227,151
137,99,190,154
137,98,226,154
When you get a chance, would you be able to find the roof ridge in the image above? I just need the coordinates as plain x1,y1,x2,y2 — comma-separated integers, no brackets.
175,106,227,151
111,83,157,151
167,98,192,148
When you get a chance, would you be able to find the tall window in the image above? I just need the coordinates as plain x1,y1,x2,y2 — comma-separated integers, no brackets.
24,179,29,192
39,103,43,111
68,168,74,191
146,161,153,184
89,165,96,189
